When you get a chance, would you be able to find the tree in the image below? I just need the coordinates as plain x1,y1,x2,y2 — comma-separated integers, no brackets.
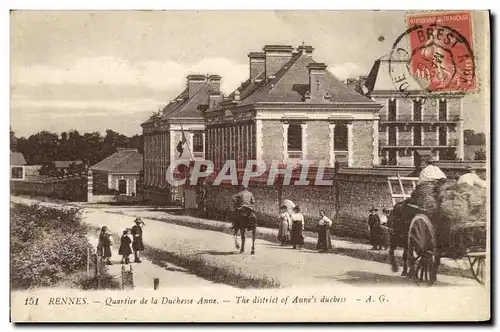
14,129,142,169
128,134,144,154
464,130,486,145
441,149,457,161
10,128,18,152
39,161,56,176
23,131,60,164
474,149,486,161
82,132,104,166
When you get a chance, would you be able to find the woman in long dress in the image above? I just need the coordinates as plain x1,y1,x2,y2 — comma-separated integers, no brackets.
290,206,305,249
316,210,333,252
97,226,113,265
277,205,291,245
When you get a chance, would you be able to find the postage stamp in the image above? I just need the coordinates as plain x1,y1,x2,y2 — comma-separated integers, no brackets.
9,10,490,323
389,11,476,96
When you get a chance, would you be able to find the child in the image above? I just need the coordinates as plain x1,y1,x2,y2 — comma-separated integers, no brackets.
316,210,333,252
119,229,134,264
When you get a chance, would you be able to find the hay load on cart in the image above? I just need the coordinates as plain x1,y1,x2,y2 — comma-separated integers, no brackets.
387,173,488,285
408,179,487,254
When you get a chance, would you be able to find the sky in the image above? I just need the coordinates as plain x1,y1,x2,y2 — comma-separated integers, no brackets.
10,10,489,137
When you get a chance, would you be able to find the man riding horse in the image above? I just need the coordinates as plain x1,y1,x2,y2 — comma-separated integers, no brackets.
231,184,257,254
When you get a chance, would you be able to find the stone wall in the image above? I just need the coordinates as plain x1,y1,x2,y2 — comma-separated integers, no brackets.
203,164,486,240
448,127,460,145
306,121,330,163
352,120,374,168
422,98,437,119
423,127,437,146
397,98,412,117
282,185,336,228
448,98,461,118
11,177,88,202
334,173,414,238
261,120,284,163
399,127,411,143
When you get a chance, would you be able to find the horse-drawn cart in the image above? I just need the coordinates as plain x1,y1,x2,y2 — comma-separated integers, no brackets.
387,174,487,286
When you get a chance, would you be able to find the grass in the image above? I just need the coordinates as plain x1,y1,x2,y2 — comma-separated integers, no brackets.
90,226,281,289
58,269,121,290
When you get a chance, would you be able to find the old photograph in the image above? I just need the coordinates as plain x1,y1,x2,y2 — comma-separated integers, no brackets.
9,10,490,322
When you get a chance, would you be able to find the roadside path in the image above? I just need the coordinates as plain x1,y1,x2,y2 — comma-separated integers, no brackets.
107,207,470,274
82,208,478,288
11,196,479,288
86,234,235,291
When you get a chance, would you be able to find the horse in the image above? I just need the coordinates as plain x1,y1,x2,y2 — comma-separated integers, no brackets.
388,199,416,276
230,207,257,255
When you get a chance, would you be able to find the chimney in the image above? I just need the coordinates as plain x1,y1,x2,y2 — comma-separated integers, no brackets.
297,44,314,55
248,52,265,81
307,63,328,103
263,45,294,78
208,74,221,93
187,74,207,98
208,91,222,110
234,90,241,101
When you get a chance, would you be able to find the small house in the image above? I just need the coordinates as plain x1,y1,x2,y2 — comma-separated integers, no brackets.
89,148,143,199
10,151,26,180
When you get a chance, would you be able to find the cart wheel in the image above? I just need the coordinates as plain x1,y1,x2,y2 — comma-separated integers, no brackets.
468,254,486,285
407,214,438,285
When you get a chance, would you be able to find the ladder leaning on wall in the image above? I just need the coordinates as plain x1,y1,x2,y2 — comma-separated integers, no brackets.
387,173,419,207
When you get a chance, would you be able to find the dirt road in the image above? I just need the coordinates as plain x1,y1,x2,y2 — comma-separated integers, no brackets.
12,196,485,289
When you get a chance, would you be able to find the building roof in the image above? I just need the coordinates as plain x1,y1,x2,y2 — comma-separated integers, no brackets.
364,58,427,94
168,83,211,119
142,77,216,126
90,149,143,174
226,52,375,107
11,152,26,166
54,160,83,168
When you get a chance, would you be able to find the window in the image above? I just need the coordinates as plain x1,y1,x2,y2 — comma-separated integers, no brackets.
414,125,422,146
439,100,447,121
399,150,412,157
334,124,348,151
388,150,397,165
287,123,302,151
439,127,447,146
388,127,397,146
413,100,422,120
388,100,397,121
11,167,23,179
193,132,203,153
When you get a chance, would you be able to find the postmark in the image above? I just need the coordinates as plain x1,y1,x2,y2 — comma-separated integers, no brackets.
388,11,476,99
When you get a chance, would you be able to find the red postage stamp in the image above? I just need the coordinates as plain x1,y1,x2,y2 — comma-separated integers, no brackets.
405,11,476,93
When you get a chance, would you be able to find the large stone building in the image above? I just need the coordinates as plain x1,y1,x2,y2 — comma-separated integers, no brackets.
361,57,465,166
204,44,382,172
141,74,223,204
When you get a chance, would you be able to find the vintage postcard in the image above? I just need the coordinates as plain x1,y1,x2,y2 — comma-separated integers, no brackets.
9,10,490,322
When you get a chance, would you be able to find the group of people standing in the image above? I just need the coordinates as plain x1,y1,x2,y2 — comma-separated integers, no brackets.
277,200,334,252
96,217,145,265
